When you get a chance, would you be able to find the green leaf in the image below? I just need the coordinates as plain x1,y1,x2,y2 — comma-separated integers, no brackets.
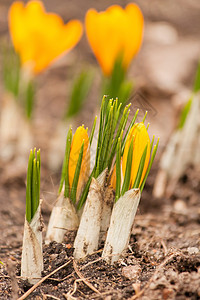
26,148,41,222
77,169,94,210
25,80,35,119
70,142,84,204
142,111,148,123
121,137,134,196
89,116,97,145
94,96,107,171
26,150,33,223
121,109,139,155
140,138,159,192
132,145,148,189
115,138,121,202
59,127,72,195
2,45,20,97
178,98,192,129
107,104,130,170
31,158,38,219
193,62,200,93
66,70,94,118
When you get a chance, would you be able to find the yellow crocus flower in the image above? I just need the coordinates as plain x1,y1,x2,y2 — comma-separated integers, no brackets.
68,126,90,200
8,1,83,74
85,3,144,76
122,122,150,188
111,122,150,190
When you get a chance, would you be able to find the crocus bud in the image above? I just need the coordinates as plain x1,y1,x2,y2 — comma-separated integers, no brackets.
122,122,150,188
68,126,90,201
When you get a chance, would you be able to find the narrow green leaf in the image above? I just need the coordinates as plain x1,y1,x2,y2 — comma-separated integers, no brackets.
70,142,84,204
121,137,134,196
132,145,148,189
89,116,97,145
178,98,192,129
25,80,35,119
26,150,33,223
193,62,200,93
2,45,20,97
31,158,38,219
94,96,106,170
150,135,155,153
142,111,148,123
77,169,95,210
115,138,121,202
66,70,94,118
107,104,130,170
121,109,139,155
37,149,41,200
59,127,72,195
140,138,159,192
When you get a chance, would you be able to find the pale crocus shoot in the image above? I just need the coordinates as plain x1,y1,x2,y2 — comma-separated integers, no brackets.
21,148,43,284
102,119,159,264
46,125,92,244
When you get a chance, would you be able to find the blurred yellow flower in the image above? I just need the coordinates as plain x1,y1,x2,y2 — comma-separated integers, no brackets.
111,122,150,190
85,3,144,76
69,126,90,199
8,1,83,74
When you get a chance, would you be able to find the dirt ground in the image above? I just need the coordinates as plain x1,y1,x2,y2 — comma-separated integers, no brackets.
0,0,200,299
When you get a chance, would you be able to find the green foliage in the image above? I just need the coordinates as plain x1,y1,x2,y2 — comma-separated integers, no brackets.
178,98,192,129
121,138,134,196
115,138,121,202
2,44,20,97
26,148,41,223
70,142,84,204
178,62,200,129
59,127,72,196
140,138,159,192
102,56,133,107
89,116,97,145
24,79,35,119
132,145,148,189
193,61,200,93
66,70,94,118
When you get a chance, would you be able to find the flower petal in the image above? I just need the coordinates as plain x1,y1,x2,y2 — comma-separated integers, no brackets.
68,126,90,199
85,3,144,76
8,1,83,74
122,123,150,188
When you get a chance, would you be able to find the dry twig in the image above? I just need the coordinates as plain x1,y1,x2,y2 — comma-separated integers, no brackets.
17,259,72,300
129,253,176,300
73,259,102,295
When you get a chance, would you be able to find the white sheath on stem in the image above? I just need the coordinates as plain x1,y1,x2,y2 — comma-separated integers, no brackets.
102,189,141,265
153,94,200,197
0,93,20,161
21,200,43,284
73,169,107,260
45,192,79,244
48,122,69,171
100,186,114,242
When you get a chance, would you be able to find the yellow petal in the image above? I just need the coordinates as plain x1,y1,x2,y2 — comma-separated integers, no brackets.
8,1,83,74
68,126,90,198
122,122,150,188
85,4,144,76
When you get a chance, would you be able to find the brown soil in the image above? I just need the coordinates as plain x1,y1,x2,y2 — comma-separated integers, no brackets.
0,0,200,299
